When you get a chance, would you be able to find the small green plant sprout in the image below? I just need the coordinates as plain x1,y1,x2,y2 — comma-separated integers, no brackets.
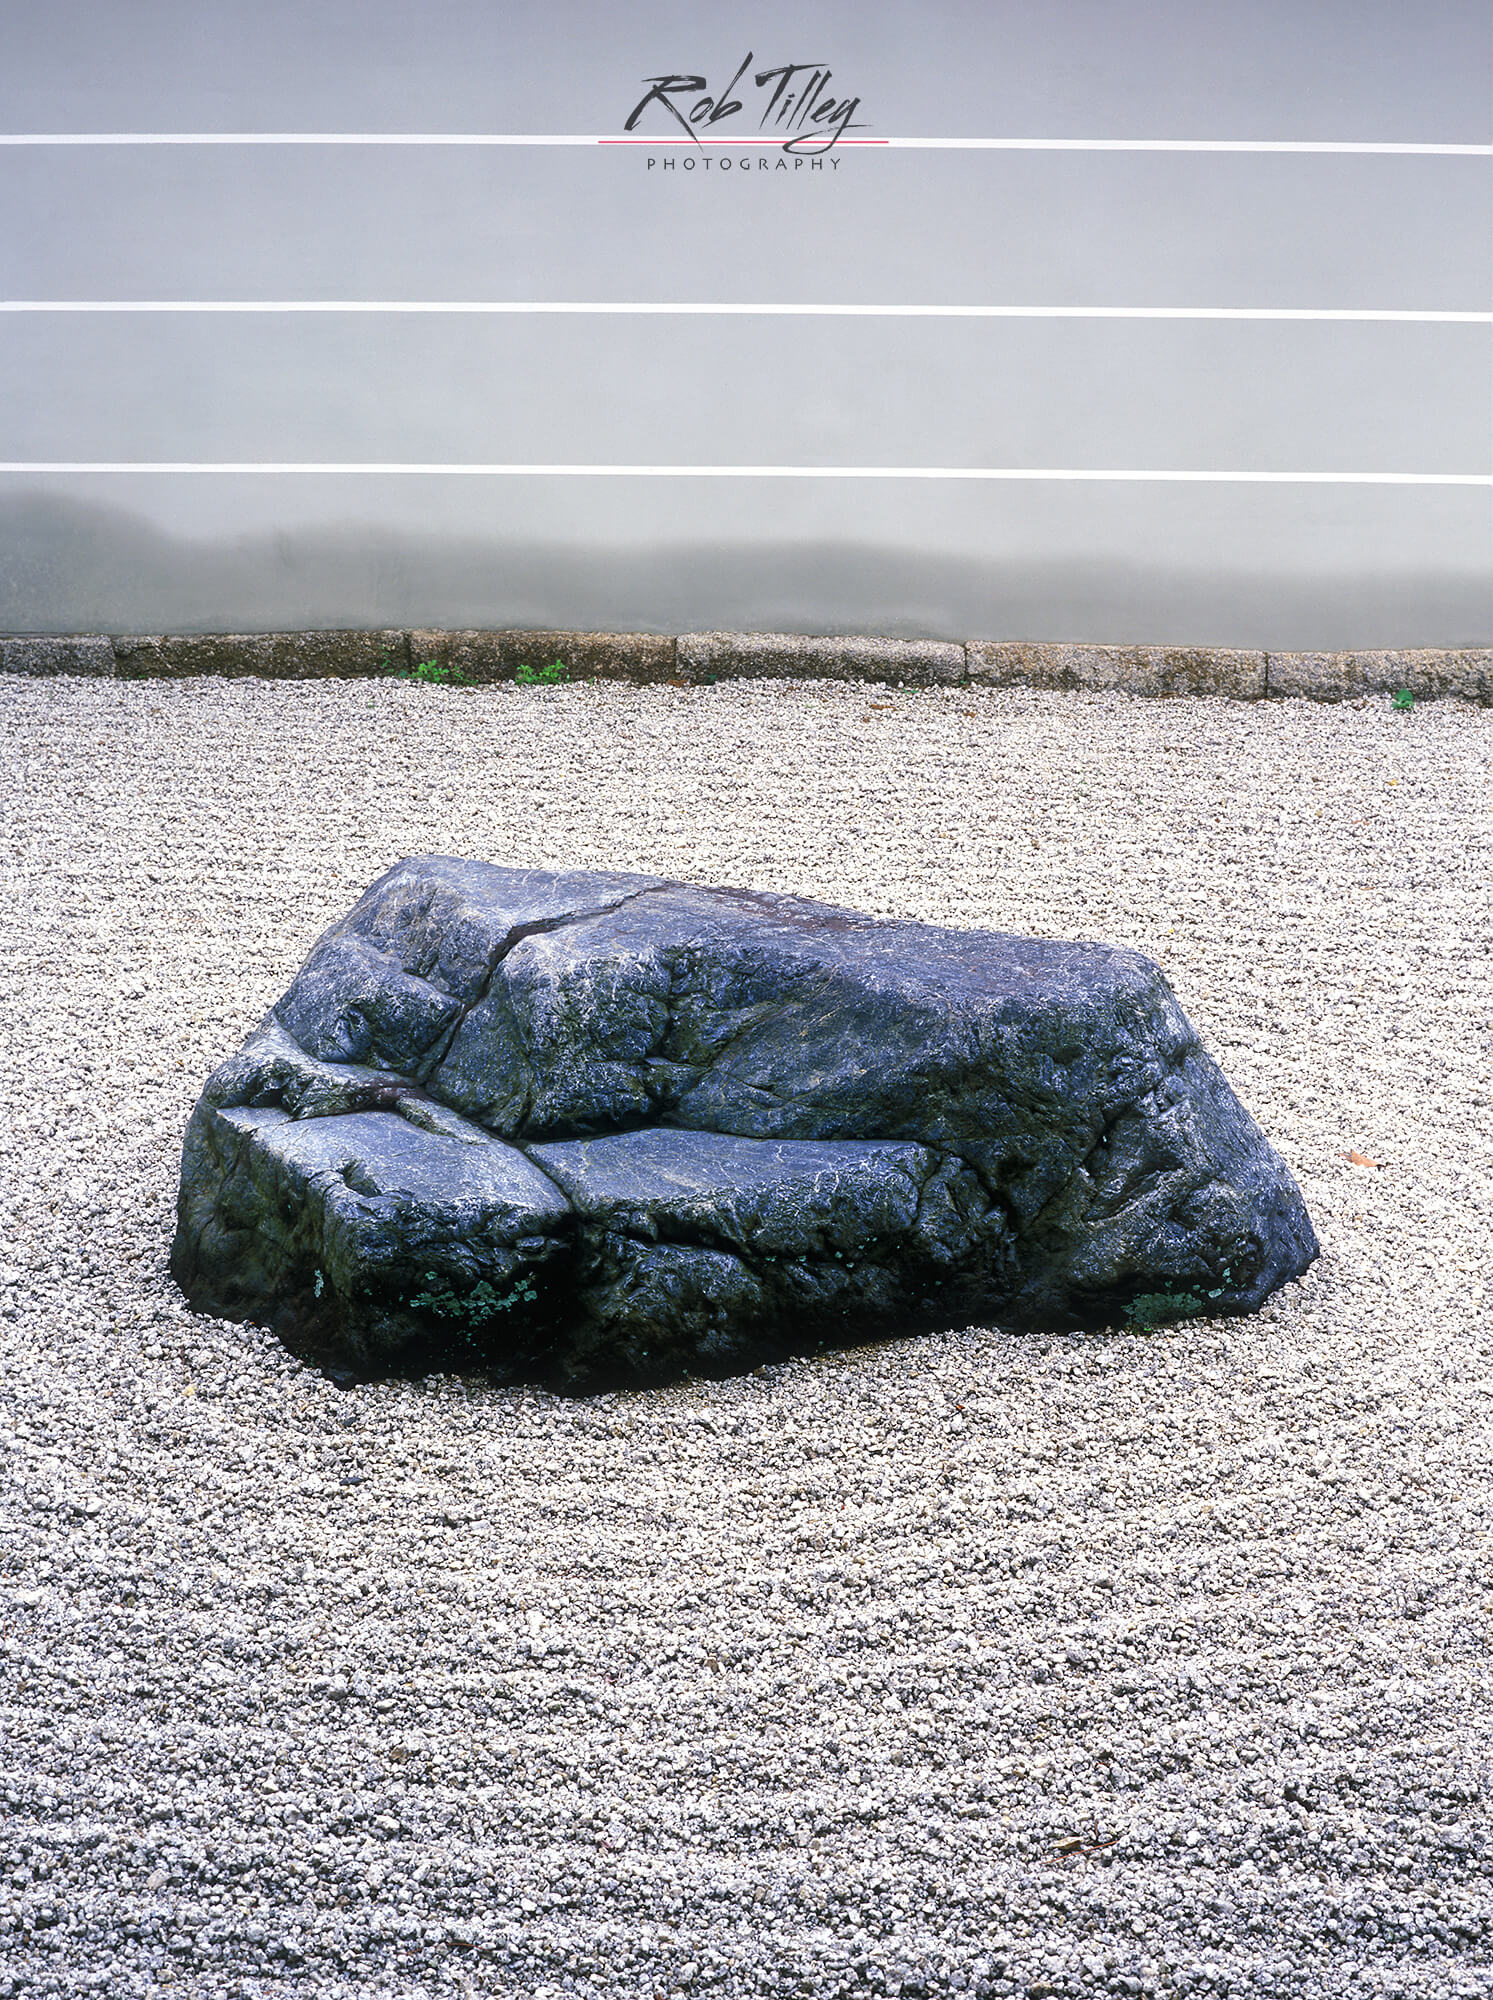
1203,1263,1235,1301
1123,1289,1205,1332
408,1270,538,1338
385,655,473,686
1392,688,1414,711
514,658,570,686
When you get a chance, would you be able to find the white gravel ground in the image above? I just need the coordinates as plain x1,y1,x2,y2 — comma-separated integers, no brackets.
1,673,1491,2000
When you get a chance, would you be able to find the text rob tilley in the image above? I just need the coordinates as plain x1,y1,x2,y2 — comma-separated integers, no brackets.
625,55,865,154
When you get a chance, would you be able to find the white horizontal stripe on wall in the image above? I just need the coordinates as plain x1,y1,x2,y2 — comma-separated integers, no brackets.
0,134,1488,154
3,302,1488,322
2,464,1487,484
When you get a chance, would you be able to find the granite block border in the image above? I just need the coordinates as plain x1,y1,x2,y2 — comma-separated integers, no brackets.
0,635,117,678
965,642,1268,699
1,630,1489,702
108,630,409,681
677,631,966,686
408,628,677,684
1261,648,1492,704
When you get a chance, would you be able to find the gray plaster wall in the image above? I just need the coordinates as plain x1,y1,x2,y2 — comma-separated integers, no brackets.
0,1,1489,644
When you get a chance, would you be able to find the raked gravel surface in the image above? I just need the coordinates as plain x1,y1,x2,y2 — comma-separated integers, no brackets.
1,672,1491,2000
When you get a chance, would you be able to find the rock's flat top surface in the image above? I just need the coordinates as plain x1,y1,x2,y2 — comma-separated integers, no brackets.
223,1105,567,1217
427,876,1185,1148
530,1126,934,1214
4,673,1488,2000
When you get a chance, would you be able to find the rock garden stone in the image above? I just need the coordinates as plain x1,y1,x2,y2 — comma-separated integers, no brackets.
170,856,1318,1385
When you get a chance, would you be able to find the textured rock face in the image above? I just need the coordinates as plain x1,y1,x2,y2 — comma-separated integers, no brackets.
171,856,1318,1385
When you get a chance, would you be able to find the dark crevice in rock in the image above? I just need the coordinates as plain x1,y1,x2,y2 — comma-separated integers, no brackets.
413,883,676,1088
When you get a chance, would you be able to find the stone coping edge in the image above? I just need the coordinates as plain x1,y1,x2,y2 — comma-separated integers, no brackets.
0,629,1489,703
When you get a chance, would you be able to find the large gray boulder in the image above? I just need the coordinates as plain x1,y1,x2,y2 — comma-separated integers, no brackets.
170,856,1317,1386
